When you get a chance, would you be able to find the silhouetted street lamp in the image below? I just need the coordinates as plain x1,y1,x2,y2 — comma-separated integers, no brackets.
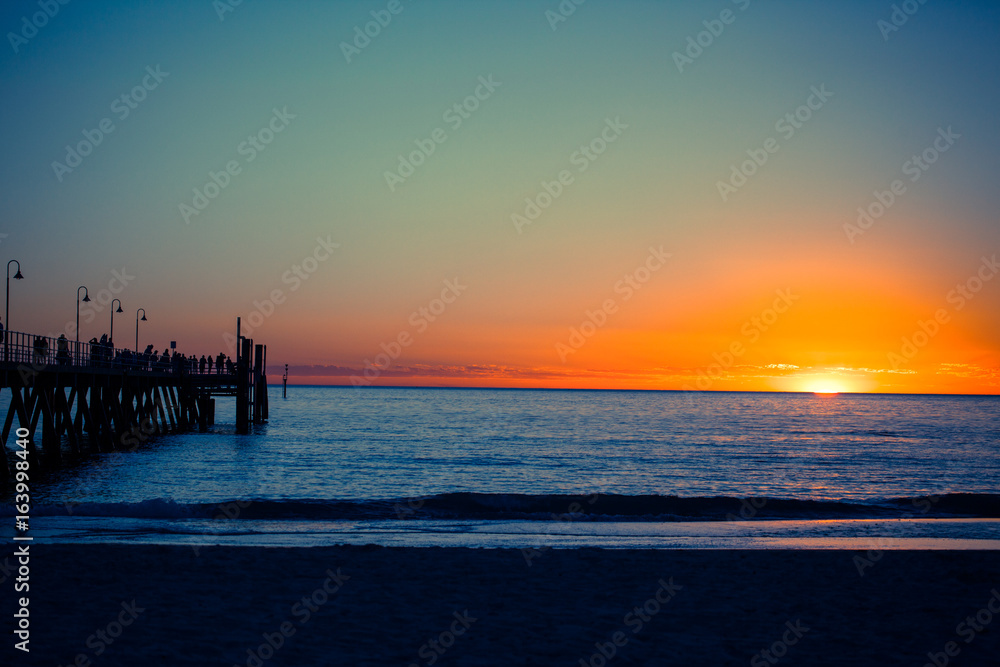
76,286,91,343
4,260,23,362
110,299,123,345
135,308,147,353
6,259,24,333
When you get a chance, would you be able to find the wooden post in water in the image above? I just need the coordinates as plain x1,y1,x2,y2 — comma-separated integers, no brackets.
262,346,268,420
282,364,288,398
197,397,215,430
236,337,251,434
253,344,264,424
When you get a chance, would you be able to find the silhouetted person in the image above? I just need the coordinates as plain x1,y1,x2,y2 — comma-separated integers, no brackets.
207,355,214,373
199,355,207,374
216,352,225,374
33,336,48,364
225,356,234,374
56,334,70,365
98,334,110,366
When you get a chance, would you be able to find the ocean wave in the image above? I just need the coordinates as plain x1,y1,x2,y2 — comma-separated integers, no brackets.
5,493,1000,522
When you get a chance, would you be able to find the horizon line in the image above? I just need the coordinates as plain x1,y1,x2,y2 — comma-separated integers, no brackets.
264,383,1000,397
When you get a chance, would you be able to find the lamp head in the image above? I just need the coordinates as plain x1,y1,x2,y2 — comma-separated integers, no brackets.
13,270,23,280
82,294,91,302
116,305,123,313
141,315,147,322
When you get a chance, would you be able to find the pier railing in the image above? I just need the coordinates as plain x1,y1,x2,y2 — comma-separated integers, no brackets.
0,329,233,376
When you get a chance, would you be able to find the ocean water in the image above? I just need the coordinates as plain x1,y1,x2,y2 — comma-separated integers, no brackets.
4,387,1000,548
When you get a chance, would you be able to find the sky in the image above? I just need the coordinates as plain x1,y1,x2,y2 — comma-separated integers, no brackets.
1,0,999,393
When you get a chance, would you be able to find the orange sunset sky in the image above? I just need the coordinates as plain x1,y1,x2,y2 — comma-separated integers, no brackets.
4,1,999,393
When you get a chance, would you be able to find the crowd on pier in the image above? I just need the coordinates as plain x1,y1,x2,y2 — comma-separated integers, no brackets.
19,332,234,375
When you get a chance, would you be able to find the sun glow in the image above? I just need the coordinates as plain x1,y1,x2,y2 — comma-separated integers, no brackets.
772,372,861,395
803,375,855,394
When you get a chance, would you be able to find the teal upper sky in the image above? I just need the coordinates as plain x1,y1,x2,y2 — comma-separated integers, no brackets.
1,0,998,388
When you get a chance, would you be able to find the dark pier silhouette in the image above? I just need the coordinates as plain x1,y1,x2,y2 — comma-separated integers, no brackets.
0,320,268,482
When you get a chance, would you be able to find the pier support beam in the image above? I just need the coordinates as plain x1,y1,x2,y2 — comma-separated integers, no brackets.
236,338,251,434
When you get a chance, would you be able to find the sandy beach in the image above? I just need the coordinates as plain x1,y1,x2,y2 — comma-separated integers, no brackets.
5,544,998,666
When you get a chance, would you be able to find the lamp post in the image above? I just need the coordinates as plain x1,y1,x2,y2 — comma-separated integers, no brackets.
135,308,147,353
6,260,24,331
76,286,91,343
5,260,23,360
110,299,123,345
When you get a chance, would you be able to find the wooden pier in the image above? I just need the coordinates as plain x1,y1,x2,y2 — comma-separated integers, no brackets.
0,324,268,482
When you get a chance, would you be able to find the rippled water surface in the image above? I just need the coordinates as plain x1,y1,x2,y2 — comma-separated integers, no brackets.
25,388,1000,504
